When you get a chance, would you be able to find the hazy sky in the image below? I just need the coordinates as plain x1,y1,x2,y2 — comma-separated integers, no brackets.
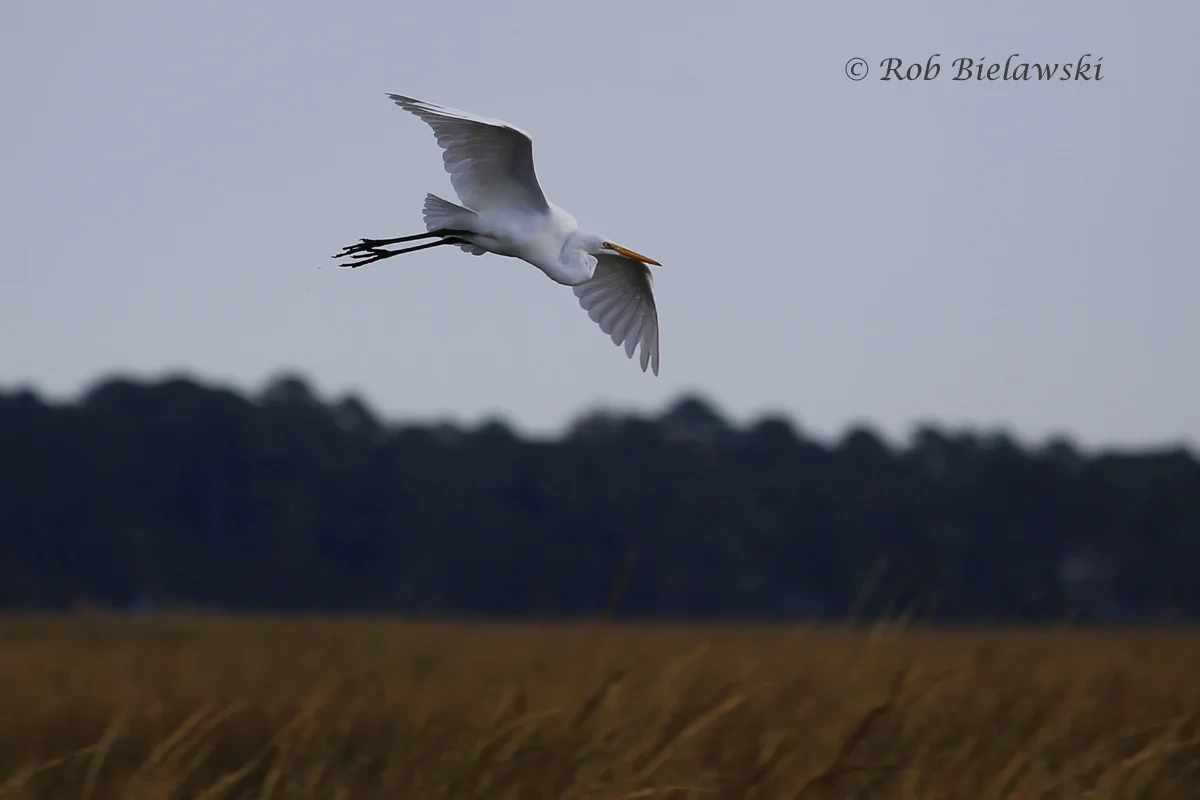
3,1,1197,449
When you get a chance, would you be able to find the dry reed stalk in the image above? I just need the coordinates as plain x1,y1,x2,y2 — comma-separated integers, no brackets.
2,618,1200,798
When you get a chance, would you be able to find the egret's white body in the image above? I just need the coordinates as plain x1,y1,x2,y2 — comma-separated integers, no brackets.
335,93,662,375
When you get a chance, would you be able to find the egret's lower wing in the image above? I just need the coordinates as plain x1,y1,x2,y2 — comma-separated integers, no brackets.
573,253,660,376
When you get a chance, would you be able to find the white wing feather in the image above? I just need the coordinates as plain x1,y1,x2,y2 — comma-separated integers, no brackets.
387,93,549,214
573,253,660,376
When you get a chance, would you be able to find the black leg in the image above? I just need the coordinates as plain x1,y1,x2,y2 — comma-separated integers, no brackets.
332,228,472,263
351,228,471,248
337,237,468,268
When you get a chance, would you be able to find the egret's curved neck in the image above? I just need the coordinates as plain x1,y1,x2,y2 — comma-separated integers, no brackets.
551,229,602,285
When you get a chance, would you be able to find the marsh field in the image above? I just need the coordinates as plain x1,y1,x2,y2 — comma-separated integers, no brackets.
1,617,1199,798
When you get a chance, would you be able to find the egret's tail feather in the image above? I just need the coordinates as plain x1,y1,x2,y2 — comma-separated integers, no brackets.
422,194,485,255
422,193,473,232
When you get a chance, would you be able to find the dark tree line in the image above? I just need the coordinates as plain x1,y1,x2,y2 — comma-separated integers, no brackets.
2,372,1198,623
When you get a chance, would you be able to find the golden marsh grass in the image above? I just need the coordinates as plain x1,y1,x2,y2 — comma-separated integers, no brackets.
1,616,1199,798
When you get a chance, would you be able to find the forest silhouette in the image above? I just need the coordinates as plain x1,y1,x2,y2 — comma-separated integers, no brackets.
2,372,1197,623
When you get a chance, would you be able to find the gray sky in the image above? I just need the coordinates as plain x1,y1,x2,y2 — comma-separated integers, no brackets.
3,1,1197,450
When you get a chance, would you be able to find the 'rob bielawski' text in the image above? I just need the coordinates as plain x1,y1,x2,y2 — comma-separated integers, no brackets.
880,54,1104,81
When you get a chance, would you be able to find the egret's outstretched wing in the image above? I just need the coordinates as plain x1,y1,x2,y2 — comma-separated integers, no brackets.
387,93,549,214
573,253,660,376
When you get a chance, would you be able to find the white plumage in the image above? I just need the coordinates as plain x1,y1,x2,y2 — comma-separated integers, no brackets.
334,93,662,376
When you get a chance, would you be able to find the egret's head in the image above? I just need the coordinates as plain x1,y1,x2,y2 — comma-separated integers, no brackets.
573,230,662,266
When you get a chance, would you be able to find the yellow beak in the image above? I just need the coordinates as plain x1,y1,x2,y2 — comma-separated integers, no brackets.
606,243,662,266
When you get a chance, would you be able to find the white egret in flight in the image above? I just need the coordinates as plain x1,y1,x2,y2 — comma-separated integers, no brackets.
334,93,662,375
